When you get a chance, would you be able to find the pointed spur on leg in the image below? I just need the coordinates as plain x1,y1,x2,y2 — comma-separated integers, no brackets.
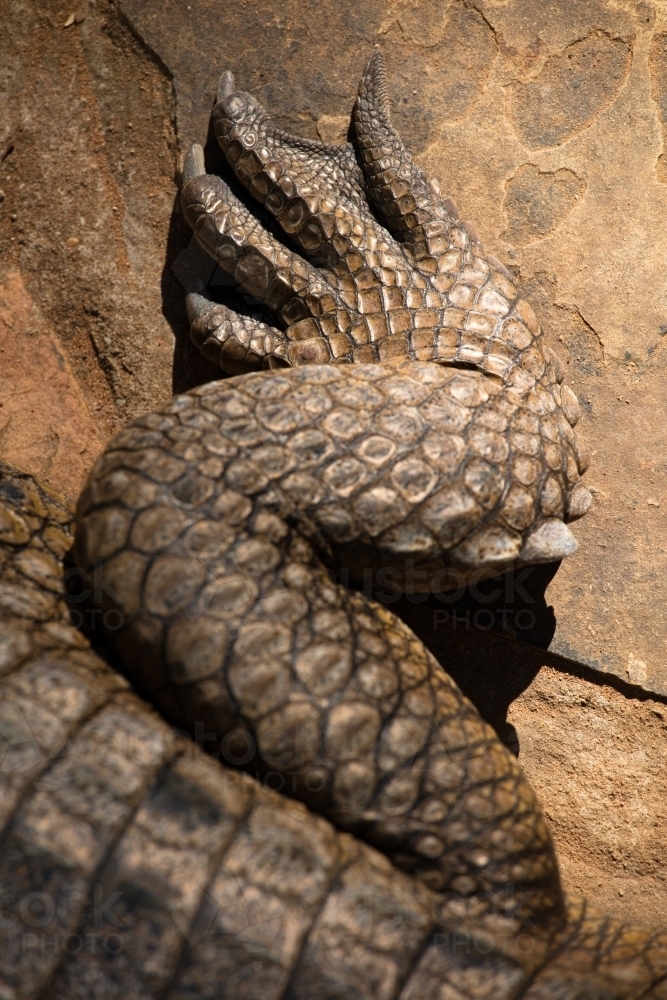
353,47,458,267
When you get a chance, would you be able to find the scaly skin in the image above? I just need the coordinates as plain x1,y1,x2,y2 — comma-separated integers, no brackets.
2,50,666,998
180,49,592,580
2,462,667,996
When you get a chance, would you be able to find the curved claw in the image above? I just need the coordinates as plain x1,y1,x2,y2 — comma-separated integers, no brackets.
519,519,578,564
216,69,235,102
185,291,210,325
182,143,205,185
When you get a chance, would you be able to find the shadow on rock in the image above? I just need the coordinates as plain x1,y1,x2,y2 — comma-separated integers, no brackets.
367,562,562,756
161,185,222,396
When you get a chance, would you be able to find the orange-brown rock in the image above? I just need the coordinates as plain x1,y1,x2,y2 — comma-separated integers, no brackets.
0,270,103,496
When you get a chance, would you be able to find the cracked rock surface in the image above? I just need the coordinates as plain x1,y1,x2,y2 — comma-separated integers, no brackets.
1,0,667,928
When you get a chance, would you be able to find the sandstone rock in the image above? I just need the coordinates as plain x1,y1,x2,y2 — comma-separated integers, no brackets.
0,270,102,497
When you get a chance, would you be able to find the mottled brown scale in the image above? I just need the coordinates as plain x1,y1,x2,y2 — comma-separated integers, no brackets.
2,462,667,998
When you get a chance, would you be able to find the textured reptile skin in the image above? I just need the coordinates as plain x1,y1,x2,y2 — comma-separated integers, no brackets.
2,464,667,998
2,49,666,998
180,50,592,574
2,469,667,999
